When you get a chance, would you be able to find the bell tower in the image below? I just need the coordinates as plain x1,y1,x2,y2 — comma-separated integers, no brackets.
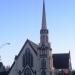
40,0,49,46
38,0,53,75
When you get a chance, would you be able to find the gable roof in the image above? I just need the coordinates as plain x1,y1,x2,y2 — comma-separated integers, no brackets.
18,39,38,57
53,53,70,69
28,40,38,54
9,39,38,74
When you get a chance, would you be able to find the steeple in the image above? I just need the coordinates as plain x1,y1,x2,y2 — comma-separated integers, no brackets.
42,0,47,29
40,0,49,46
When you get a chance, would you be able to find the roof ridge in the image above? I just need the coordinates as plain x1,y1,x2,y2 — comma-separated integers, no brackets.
27,39,38,46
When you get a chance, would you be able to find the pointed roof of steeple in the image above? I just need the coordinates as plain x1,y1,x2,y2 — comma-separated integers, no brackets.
42,0,47,29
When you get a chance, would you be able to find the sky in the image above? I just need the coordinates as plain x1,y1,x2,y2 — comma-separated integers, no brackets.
0,0,75,69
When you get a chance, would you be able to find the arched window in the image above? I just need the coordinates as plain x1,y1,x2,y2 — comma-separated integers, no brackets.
19,70,21,75
23,48,33,67
42,70,46,75
22,54,26,67
24,68,32,75
41,59,46,69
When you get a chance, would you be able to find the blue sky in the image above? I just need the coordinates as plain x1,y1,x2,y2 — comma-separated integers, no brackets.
0,0,75,69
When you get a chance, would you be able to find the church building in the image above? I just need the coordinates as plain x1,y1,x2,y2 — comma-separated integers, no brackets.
8,0,72,75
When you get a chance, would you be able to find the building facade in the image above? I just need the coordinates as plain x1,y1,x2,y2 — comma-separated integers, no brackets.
8,0,72,75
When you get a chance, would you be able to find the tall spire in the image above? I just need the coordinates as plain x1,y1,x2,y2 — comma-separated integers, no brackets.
42,0,47,29
40,0,49,46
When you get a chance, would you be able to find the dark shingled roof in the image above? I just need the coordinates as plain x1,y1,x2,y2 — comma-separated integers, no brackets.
28,39,38,54
53,53,70,69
